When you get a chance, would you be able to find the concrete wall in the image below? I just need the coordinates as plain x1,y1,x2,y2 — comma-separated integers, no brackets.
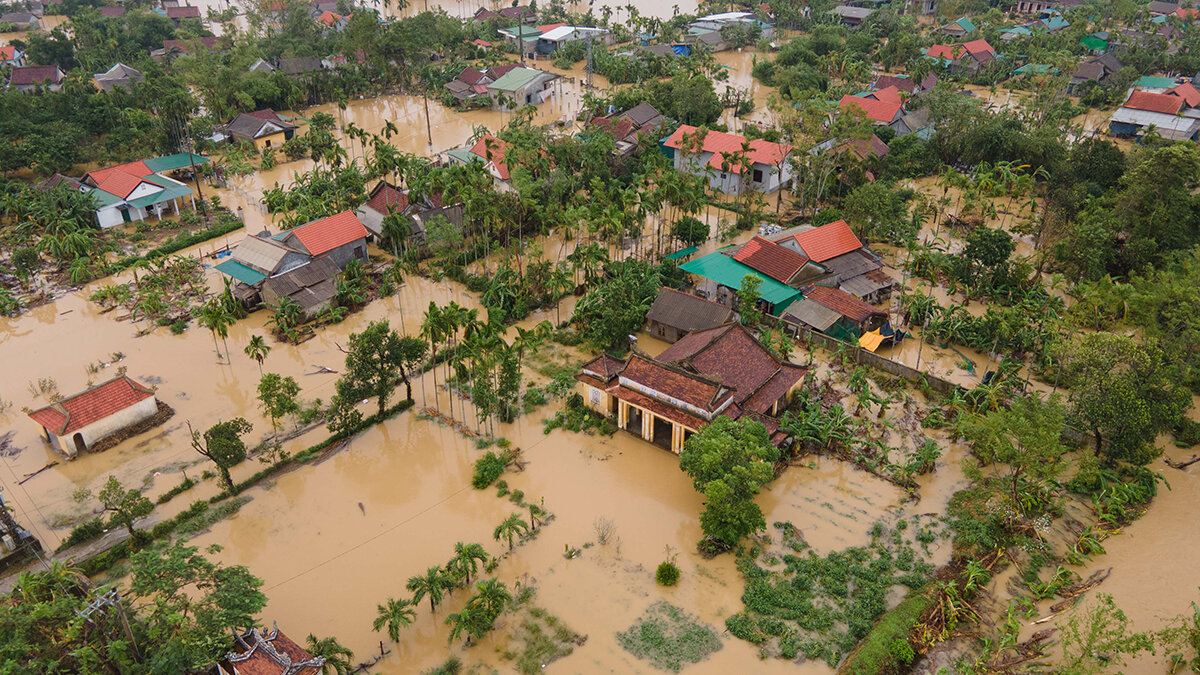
673,151,791,195
96,205,125,229
320,238,368,269
253,131,287,152
48,396,159,457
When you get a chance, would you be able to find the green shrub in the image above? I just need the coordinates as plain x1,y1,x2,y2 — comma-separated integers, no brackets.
56,518,107,552
155,476,196,504
472,451,508,489
169,318,188,334
656,561,681,586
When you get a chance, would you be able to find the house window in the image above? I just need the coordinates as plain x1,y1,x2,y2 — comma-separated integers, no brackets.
354,246,365,259
721,172,727,179
753,168,764,183
264,139,272,148
589,387,601,405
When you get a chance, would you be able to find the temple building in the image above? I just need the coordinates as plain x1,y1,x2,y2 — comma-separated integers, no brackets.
576,323,804,453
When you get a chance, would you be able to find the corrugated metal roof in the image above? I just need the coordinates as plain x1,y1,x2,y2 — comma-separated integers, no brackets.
488,67,542,91
1110,107,1200,134
232,235,302,274
782,299,840,332
679,252,803,309
215,259,267,286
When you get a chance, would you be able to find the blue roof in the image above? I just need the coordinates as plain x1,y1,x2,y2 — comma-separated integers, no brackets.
214,260,266,286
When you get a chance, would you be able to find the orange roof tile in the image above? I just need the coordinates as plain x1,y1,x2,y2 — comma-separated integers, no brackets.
731,236,809,283
786,219,863,263
662,125,791,173
1167,82,1200,107
925,44,960,60
28,376,155,435
838,95,903,123
1125,90,1185,114
286,210,368,256
365,182,408,214
962,38,995,55
469,134,511,180
867,85,902,104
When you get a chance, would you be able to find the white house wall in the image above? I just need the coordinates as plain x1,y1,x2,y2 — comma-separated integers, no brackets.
50,396,159,456
673,151,791,195
96,205,125,229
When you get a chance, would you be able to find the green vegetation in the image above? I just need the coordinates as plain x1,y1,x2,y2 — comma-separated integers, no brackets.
472,450,512,490
616,601,722,672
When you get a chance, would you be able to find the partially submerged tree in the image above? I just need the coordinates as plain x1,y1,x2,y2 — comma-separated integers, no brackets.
257,373,301,445
75,475,153,542
189,418,253,490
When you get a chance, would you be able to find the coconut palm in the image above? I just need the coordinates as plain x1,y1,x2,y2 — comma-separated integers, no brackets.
472,578,512,620
445,604,486,646
493,513,530,552
448,542,489,587
305,634,354,675
196,300,231,362
244,334,271,374
371,597,416,642
406,566,450,612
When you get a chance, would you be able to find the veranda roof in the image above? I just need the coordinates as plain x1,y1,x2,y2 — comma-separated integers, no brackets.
679,251,803,311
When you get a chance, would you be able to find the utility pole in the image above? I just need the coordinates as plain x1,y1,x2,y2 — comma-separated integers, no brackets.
586,32,593,89
184,135,209,225
423,93,433,151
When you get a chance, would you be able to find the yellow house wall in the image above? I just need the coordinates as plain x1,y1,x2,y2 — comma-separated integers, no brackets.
254,131,287,152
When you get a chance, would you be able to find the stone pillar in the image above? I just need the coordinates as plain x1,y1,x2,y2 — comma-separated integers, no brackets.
642,411,653,442
618,400,628,429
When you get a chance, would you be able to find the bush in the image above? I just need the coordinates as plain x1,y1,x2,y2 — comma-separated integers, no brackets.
56,518,107,552
169,318,188,334
656,561,681,586
11,247,39,279
472,451,508,489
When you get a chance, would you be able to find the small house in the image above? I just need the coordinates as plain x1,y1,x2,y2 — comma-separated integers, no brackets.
768,219,896,302
0,12,40,30
28,375,161,457
219,624,325,675
355,180,462,247
0,46,25,67
1108,89,1200,141
278,56,325,77
279,210,370,268
940,17,975,38
165,5,201,21
1069,53,1121,91
645,287,736,343
225,109,298,151
535,26,611,55
93,63,143,92
679,249,804,316
662,125,792,195
485,66,558,110
79,155,206,227
838,93,904,127
787,285,886,340
586,101,665,155
99,6,125,17
9,65,64,92
260,256,340,319
151,36,224,61
831,5,873,26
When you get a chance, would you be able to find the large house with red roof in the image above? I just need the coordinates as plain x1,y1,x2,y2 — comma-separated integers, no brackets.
662,125,793,195
576,322,804,453
924,39,996,76
28,375,162,457
73,154,209,228
768,219,896,303
838,88,905,128
1108,85,1200,140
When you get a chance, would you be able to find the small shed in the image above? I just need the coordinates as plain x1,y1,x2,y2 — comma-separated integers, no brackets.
645,287,737,343
28,376,160,457
801,285,887,340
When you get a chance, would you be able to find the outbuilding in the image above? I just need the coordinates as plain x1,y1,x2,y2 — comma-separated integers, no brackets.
28,376,162,457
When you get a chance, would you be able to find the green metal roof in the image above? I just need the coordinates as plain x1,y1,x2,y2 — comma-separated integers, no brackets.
664,246,699,261
1135,76,1177,89
214,259,266,286
447,148,478,164
488,67,541,92
954,17,975,31
143,153,210,173
1079,35,1108,50
85,187,122,207
1014,64,1058,75
127,183,193,208
679,252,803,313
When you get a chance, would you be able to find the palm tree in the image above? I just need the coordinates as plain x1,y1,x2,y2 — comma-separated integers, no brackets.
448,542,489,587
473,578,512,620
406,566,450,612
493,513,530,552
196,300,229,363
372,597,417,642
305,634,354,675
244,335,271,374
445,604,485,646
420,303,444,411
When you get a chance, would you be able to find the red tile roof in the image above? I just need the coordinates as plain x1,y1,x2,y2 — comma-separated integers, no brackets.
874,74,916,93
99,6,124,16
786,219,863,263
469,134,511,180
536,22,566,32
226,627,323,675
838,135,890,160
87,160,165,199
28,376,156,436
0,46,16,60
10,66,63,86
656,323,804,412
1175,7,1200,18
867,85,902,104
166,5,201,18
365,181,408,214
731,236,809,283
804,285,885,323
487,64,518,80
662,125,791,174
317,10,343,25
621,353,731,410
286,210,369,256
590,115,635,141
457,66,487,85
1125,90,1185,114
962,38,995,55
1167,82,1200,107
247,108,284,121
838,95,903,123
925,44,960,60
473,39,493,47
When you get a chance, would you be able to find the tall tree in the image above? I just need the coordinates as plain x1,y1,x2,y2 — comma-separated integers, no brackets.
189,418,253,490
257,373,301,444
244,334,272,374
372,598,416,642
306,635,355,675
406,566,451,613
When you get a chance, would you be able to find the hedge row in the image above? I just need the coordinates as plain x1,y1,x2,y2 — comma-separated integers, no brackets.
111,220,244,272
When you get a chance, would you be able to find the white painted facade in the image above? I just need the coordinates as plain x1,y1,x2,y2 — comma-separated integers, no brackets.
42,395,159,457
672,151,793,195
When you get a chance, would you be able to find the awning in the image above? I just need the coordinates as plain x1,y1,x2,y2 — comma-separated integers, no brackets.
664,246,699,261
214,259,266,286
142,153,210,173
127,184,193,208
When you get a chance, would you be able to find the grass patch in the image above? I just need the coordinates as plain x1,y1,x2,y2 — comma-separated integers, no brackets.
724,522,934,666
616,601,722,673
838,589,934,675
542,393,615,436
496,589,584,674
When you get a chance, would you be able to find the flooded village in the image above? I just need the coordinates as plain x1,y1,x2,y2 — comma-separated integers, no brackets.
3,0,1200,673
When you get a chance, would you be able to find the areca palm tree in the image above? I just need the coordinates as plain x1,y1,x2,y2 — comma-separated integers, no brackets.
406,566,450,612
372,597,417,642
420,303,443,409
244,334,271,374
493,513,530,552
445,604,486,646
448,542,489,586
305,634,354,675
473,578,512,620
196,300,232,362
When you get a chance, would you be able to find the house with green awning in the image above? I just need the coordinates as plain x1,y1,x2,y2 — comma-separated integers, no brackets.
679,245,805,316
76,154,209,228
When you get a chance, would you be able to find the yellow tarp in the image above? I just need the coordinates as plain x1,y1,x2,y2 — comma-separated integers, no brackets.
858,329,886,352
